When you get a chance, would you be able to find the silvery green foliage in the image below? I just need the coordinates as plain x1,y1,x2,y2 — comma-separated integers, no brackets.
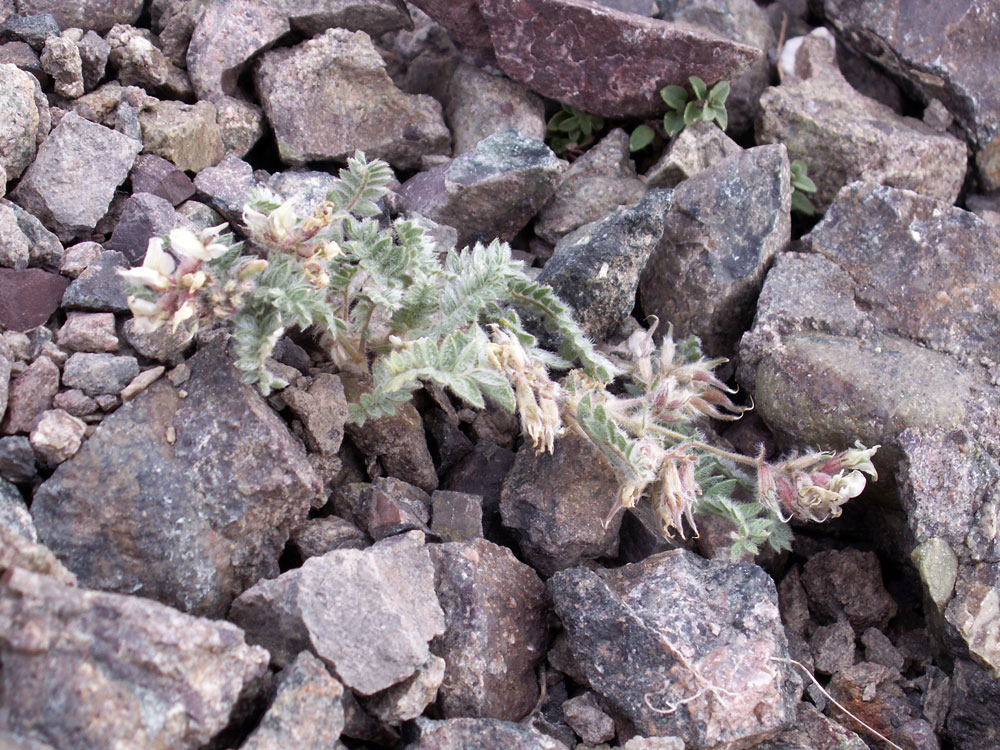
126,152,877,558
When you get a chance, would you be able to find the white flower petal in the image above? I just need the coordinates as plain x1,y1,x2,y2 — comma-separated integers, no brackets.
169,227,209,260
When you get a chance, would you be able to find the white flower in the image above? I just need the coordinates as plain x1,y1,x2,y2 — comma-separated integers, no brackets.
169,227,228,262
118,237,175,291
125,295,168,333
267,202,296,242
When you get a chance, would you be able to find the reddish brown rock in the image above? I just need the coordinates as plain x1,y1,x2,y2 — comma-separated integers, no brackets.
476,0,762,118
429,538,547,721
406,0,495,61
802,549,898,631
0,268,69,331
1,355,58,435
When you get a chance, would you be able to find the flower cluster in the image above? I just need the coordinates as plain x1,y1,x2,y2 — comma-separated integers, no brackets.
759,442,880,523
119,225,264,337
243,196,342,288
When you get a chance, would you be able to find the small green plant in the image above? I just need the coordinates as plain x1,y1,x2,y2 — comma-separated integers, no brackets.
646,76,731,143
790,159,818,215
120,152,877,558
546,104,605,157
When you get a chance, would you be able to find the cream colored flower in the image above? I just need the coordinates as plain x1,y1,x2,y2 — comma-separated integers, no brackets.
118,237,176,291
169,227,228,262
125,295,168,333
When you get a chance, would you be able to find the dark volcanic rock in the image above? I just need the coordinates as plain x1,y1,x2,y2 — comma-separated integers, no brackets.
397,128,564,250
946,659,1000,750
801,549,898,631
104,192,179,264
229,531,445,695
0,567,268,750
548,549,800,747
500,430,622,576
31,340,322,617
539,188,670,341
476,0,762,118
639,144,790,357
60,249,129,311
406,0,494,61
429,538,547,721
0,268,68,331
752,701,867,750
130,153,196,206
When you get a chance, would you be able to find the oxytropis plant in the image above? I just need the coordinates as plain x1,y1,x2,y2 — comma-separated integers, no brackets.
121,152,878,558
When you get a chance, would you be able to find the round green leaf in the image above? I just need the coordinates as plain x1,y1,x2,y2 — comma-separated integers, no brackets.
683,100,700,125
689,76,707,101
663,111,686,137
791,190,816,215
661,85,688,110
713,106,728,131
630,124,655,151
708,80,731,106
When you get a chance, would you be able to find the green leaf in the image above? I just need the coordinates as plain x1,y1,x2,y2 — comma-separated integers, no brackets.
708,80,730,106
661,85,689,110
701,102,715,122
712,105,728,131
663,111,686,137
790,159,806,179
683,100,701,126
629,125,655,152
689,76,707,101
791,190,816,215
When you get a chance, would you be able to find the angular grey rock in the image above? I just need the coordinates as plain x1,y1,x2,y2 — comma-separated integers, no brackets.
945,563,1000,676
0,520,77,584
105,191,179,264
138,98,225,173
0,475,33,539
548,549,800,746
266,169,339,216
240,651,346,750
214,93,264,158
187,0,289,101
255,28,450,169
291,515,369,559
644,119,742,189
0,435,35,483
4,199,63,269
0,200,29,268
31,340,322,616
364,654,445,724
11,112,141,241
0,567,268,750
398,128,564,249
409,717,570,750
131,153,197,206
0,62,40,179
283,0,412,37
281,373,348,456
535,128,647,245
404,0,495,62
192,153,257,225
151,0,210,67
229,531,445,694
639,144,790,357
341,371,439,492
61,352,139,396
429,490,482,542
1,355,58,434
803,182,1000,366
809,619,856,675
821,0,999,154
561,692,615,745
500,430,622,576
444,62,546,156
429,538,547,721
538,187,669,341
106,23,170,88
40,32,83,98
60,249,129,311
656,0,774,135
14,0,144,33
756,30,967,210
354,476,431,541
76,29,109,90
476,0,762,118
0,352,8,427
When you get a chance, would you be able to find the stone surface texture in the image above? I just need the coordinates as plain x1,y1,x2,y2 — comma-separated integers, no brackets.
31,341,322,617
756,30,967,210
410,717,570,750
535,128,647,245
397,128,564,249
429,538,547,721
229,531,445,695
15,0,144,33
138,98,225,173
549,548,800,747
0,62,40,180
0,567,268,750
639,144,790,357
255,28,450,169
0,269,68,332
500,430,622,576
539,188,670,341
11,112,141,241
475,0,762,118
